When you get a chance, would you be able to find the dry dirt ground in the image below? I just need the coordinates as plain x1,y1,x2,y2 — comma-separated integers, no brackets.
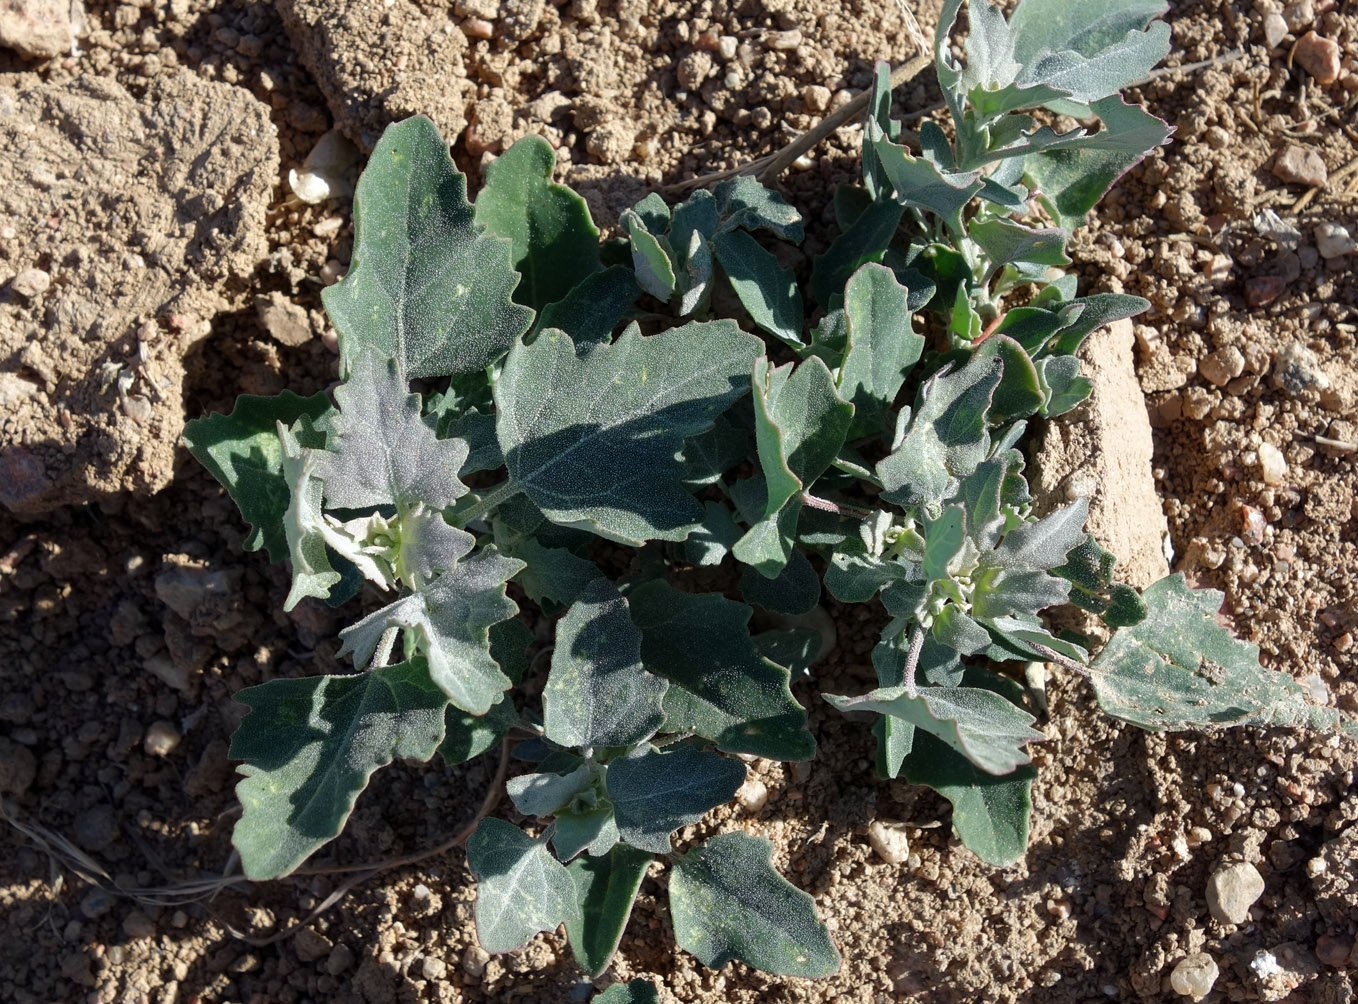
1,1,1357,1003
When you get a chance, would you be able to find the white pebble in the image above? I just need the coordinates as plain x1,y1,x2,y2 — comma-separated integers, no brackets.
1206,860,1265,924
867,820,911,865
288,129,360,204
736,777,768,812
143,720,181,756
1315,222,1355,259
11,268,50,297
1258,442,1288,485
1249,949,1280,978
1169,953,1219,1000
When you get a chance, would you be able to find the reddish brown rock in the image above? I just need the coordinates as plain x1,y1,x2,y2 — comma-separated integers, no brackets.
1272,144,1328,186
1246,275,1287,307
1293,32,1341,85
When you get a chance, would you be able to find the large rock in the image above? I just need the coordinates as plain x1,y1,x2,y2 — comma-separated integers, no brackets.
276,0,474,151
1031,318,1172,591
0,0,80,59
0,71,277,513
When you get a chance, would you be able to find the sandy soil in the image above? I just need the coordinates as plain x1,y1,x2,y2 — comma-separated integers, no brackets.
1,1,1356,1003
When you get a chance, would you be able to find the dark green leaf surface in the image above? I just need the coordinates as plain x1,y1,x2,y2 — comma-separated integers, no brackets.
712,229,804,346
338,548,524,713
497,322,761,545
183,391,333,561
968,218,1070,274
504,536,600,609
714,176,805,240
323,116,532,380
544,579,668,748
594,979,660,1004
230,659,448,879
439,697,516,765
606,746,745,853
811,199,905,308
474,135,600,311
670,832,840,978
313,350,469,510
628,581,815,761
740,549,821,615
506,764,595,817
566,846,652,977
533,266,639,346
554,805,620,862
870,132,983,235
468,818,581,953
1090,575,1358,735
836,263,925,437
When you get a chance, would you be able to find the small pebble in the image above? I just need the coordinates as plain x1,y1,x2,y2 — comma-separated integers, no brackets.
1206,860,1265,925
1200,346,1245,387
1272,144,1328,187
143,720,181,756
765,28,802,50
1314,222,1355,259
461,17,493,39
122,253,145,270
421,955,448,980
79,887,115,920
293,928,333,963
1263,13,1289,48
1283,0,1314,32
324,942,355,975
803,84,831,112
462,943,490,978
1245,275,1286,307
313,215,344,239
1273,340,1330,396
72,804,119,853
867,820,911,865
122,910,156,939
11,268,50,297
717,35,737,60
736,777,769,812
1316,935,1352,967
1293,31,1340,85
320,259,347,286
1170,953,1220,1000
1257,442,1288,485
0,736,37,795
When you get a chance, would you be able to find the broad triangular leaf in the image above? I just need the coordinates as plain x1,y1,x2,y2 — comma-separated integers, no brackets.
1090,575,1358,736
628,581,815,761
566,845,652,977
877,355,1002,511
497,322,761,545
836,263,925,438
474,135,600,312
533,265,639,347
229,659,448,879
313,350,469,510
870,130,983,235
544,579,668,748
439,696,517,765
323,115,532,380
338,548,524,713
1009,0,1168,67
967,218,1070,276
468,818,581,953
606,746,745,853
712,229,804,346
810,199,905,308
183,391,333,561
714,176,804,240
824,684,1045,775
670,832,840,978
506,763,595,818
554,805,620,862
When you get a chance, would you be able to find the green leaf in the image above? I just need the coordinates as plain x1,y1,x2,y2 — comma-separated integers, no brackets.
923,505,966,582
1015,21,1170,106
544,579,668,749
836,263,925,437
606,745,745,853
824,684,1045,775
323,116,532,380
313,350,469,510
491,617,534,685
967,218,1070,276
712,229,804,346
473,135,600,312
974,335,1045,423
278,422,342,609
825,538,905,603
594,979,660,1004
622,210,677,301
533,266,639,347
877,355,1002,511
869,131,983,235
503,536,601,609
811,199,905,308
714,176,804,240
679,501,743,567
1037,355,1093,416
497,322,761,545
554,805,620,862
438,696,517,765
468,818,581,953
566,846,652,977
229,659,448,879
630,192,671,235
735,356,854,576
184,391,334,561
1089,575,1358,736
628,580,816,761
338,547,524,714
677,415,750,487
507,763,595,817
670,832,840,978
1009,0,1168,67
739,549,821,615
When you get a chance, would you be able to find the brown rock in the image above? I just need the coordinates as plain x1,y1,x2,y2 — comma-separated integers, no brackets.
256,292,313,347
1246,275,1287,307
0,0,75,58
1293,32,1340,86
1272,144,1328,187
1031,319,1171,591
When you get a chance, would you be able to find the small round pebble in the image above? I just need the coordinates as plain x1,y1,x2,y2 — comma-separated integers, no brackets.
11,268,51,297
143,720,181,756
421,955,448,980
1170,953,1219,1000
736,777,769,812
462,943,490,978
1200,346,1244,387
0,736,37,795
867,819,911,865
324,942,355,975
1258,442,1288,485
1315,223,1355,259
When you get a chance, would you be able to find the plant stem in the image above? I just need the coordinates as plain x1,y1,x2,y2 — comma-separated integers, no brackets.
798,491,873,520
455,480,520,527
903,624,925,700
369,625,399,671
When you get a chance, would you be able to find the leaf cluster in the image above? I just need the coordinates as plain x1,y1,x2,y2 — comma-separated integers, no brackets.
182,1,1354,989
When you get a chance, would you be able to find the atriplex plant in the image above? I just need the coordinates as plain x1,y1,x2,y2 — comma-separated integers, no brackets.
185,0,1355,985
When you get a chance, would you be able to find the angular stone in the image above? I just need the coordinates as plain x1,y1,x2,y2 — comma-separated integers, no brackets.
1170,953,1220,1000
0,0,76,58
1293,32,1341,86
1206,860,1265,924
867,820,911,865
255,292,313,347
1272,145,1328,187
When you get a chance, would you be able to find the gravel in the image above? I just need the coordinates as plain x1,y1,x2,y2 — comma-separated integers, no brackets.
1206,860,1265,924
